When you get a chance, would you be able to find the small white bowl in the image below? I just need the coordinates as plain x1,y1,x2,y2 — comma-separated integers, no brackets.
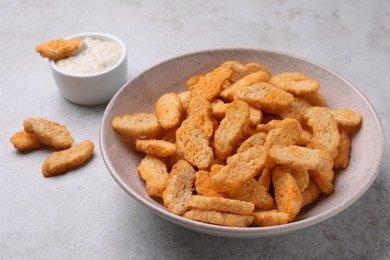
100,49,384,238
50,32,127,106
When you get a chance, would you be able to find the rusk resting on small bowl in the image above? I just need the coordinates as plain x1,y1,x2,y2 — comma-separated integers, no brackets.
50,32,127,106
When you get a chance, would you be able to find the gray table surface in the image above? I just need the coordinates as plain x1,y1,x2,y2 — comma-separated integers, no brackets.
1,0,389,259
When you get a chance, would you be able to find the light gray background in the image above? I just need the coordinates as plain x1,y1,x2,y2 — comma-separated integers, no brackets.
1,0,389,259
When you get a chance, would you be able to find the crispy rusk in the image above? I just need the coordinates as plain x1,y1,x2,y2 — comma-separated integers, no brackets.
155,93,183,129
186,75,203,90
187,95,214,139
220,71,270,101
299,92,326,107
221,61,270,82
211,99,262,126
175,119,214,169
137,154,169,197
168,145,185,168
258,168,272,191
10,130,42,152
301,180,321,207
214,100,250,160
177,90,191,111
296,130,312,146
269,145,334,194
211,145,267,192
269,72,320,96
304,107,340,159
188,195,255,215
195,170,226,198
135,139,176,157
249,107,263,126
263,118,302,149
191,67,232,101
161,126,179,143
235,82,294,112
237,132,267,153
333,127,351,169
211,99,227,120
329,108,363,128
162,160,196,215
23,117,73,149
252,210,289,227
35,39,81,61
308,168,334,195
112,113,163,138
42,140,94,177
289,166,310,193
269,145,334,172
182,209,254,227
273,96,312,123
272,166,303,222
226,177,274,210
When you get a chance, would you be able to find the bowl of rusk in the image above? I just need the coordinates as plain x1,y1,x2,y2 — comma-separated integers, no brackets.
36,32,127,106
100,48,384,238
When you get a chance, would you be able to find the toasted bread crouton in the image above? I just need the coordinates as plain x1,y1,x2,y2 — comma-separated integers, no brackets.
42,140,94,177
112,113,163,138
235,82,294,112
252,209,289,227
274,96,312,123
299,91,326,107
195,170,226,198
304,107,340,159
237,132,267,153
137,154,169,197
289,166,310,193
177,90,191,111
226,177,274,210
269,72,320,96
23,117,74,149
211,145,267,192
221,61,270,83
187,95,214,139
155,93,183,129
183,209,254,227
35,38,81,61
329,108,362,128
214,100,250,160
333,127,351,169
175,119,214,169
135,139,176,157
162,160,196,215
220,71,270,101
272,166,303,222
191,66,231,101
264,118,302,149
269,145,333,172
188,195,255,215
301,180,321,207
10,130,42,152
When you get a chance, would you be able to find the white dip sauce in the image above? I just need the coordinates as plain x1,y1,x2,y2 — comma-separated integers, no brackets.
56,37,121,74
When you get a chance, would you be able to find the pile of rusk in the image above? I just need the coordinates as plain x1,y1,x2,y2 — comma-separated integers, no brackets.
113,60,362,227
10,118,94,177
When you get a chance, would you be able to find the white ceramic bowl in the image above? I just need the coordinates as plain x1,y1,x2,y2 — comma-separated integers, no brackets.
100,49,384,238
50,32,127,105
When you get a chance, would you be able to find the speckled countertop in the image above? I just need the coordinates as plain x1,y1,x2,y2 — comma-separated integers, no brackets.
1,0,389,259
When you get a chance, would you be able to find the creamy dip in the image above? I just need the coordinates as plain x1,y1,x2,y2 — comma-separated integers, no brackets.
56,37,122,74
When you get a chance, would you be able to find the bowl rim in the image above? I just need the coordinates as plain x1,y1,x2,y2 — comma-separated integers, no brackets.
49,32,127,78
99,48,385,237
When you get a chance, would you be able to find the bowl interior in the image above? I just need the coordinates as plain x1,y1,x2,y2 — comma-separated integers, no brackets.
100,49,384,238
